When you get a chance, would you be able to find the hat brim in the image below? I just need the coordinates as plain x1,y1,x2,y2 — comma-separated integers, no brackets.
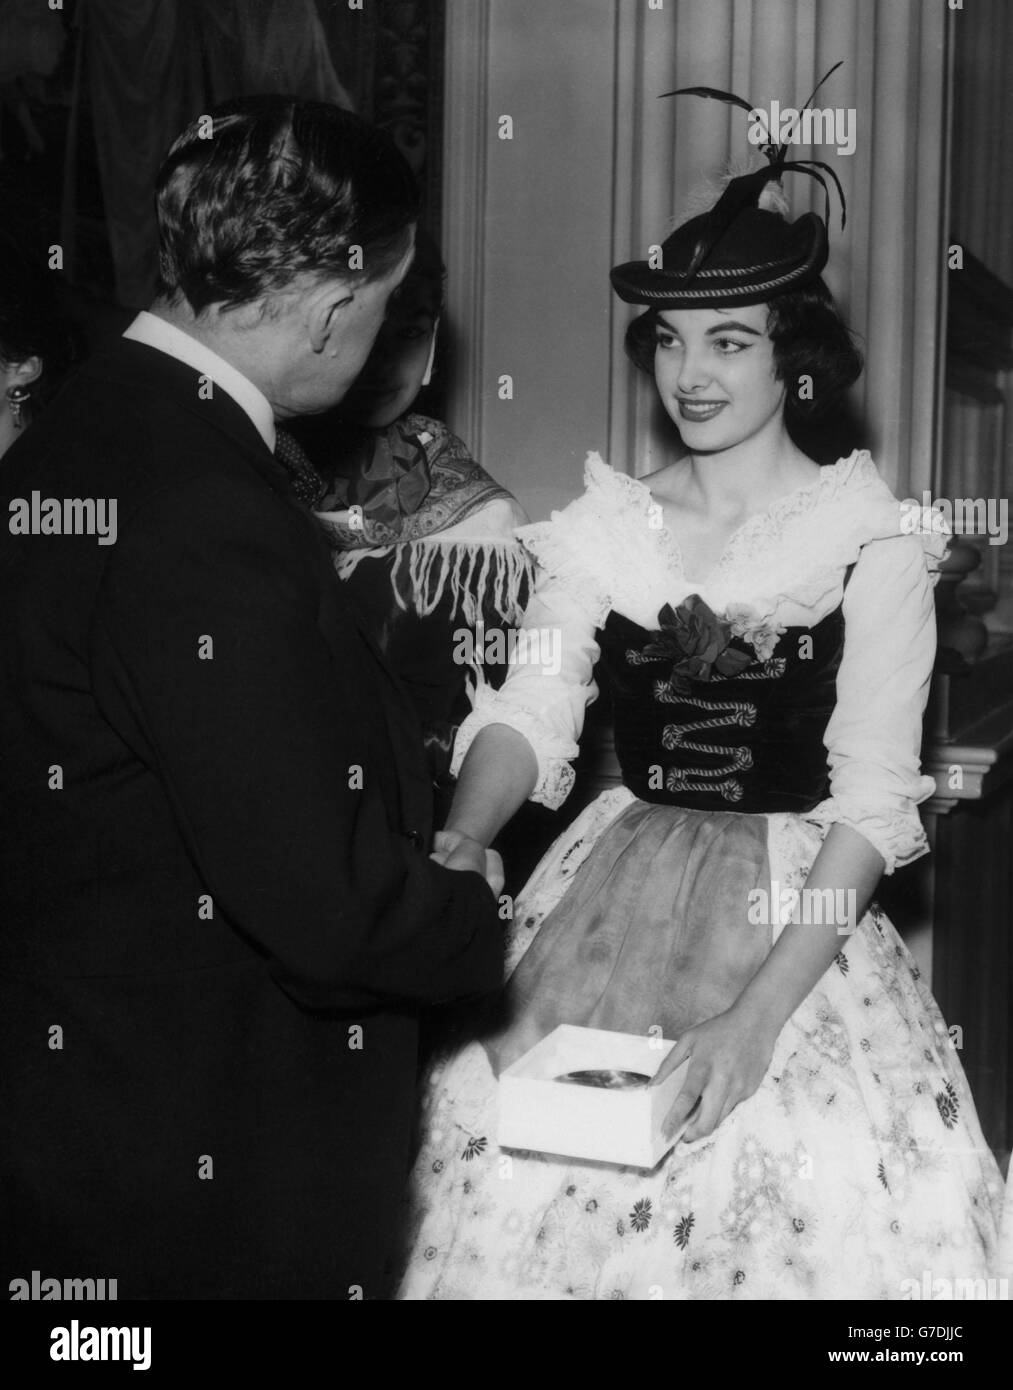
610,213,828,308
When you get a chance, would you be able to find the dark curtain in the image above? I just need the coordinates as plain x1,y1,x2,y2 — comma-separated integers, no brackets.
78,0,352,307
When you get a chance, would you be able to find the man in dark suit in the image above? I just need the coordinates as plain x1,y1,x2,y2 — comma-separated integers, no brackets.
0,99,503,1299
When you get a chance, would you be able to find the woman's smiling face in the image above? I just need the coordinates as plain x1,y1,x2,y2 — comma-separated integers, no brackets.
652,304,786,452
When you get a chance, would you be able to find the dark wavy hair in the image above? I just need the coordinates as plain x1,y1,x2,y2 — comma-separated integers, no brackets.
0,231,78,409
623,279,863,423
402,226,446,315
155,97,420,314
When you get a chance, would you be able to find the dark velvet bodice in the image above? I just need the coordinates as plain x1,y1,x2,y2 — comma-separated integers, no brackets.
598,603,847,814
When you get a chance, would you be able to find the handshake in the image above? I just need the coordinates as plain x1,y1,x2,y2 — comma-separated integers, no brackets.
430,829,505,898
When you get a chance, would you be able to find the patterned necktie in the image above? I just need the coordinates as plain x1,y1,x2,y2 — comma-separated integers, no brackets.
274,426,327,507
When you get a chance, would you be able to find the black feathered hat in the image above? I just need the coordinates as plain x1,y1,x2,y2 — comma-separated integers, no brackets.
610,63,847,308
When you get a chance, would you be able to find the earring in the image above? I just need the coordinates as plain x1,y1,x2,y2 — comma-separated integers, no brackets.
7,385,31,430
421,322,439,387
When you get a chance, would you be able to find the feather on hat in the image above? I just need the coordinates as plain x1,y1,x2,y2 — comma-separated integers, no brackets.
611,63,847,308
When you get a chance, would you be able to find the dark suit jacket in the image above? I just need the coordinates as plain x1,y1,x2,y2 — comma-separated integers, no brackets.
0,338,502,1299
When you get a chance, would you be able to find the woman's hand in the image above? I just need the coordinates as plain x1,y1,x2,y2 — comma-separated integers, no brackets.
431,829,505,898
652,828,884,1144
654,1004,780,1143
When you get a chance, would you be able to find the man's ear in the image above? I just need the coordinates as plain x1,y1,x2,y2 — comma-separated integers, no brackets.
8,355,43,388
307,280,355,355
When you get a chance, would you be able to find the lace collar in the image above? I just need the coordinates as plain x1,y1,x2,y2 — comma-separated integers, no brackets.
517,451,948,631
609,450,875,580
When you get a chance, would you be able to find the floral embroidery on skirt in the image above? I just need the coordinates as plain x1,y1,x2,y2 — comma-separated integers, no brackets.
396,790,1003,1300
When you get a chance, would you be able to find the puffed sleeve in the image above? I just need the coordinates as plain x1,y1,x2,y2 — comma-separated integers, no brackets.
449,569,602,809
806,533,938,873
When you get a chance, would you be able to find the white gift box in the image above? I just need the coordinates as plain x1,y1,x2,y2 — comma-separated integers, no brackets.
498,1024,691,1170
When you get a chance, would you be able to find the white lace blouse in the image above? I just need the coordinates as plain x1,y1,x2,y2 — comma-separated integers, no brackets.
450,451,950,874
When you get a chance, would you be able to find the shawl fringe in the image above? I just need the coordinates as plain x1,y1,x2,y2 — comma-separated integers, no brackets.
335,538,534,629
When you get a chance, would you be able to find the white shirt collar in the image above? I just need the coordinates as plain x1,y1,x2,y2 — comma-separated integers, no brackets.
123,310,277,452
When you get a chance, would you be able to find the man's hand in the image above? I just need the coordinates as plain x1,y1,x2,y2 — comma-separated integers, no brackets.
431,829,504,898
654,1004,779,1143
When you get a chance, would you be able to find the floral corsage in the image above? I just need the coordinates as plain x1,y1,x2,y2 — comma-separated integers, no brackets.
724,602,787,663
641,595,784,691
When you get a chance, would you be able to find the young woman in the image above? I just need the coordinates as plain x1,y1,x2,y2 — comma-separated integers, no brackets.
284,232,533,818
395,157,1005,1299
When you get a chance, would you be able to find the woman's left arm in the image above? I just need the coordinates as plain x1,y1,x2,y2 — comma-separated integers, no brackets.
659,534,938,1141
660,823,882,1141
